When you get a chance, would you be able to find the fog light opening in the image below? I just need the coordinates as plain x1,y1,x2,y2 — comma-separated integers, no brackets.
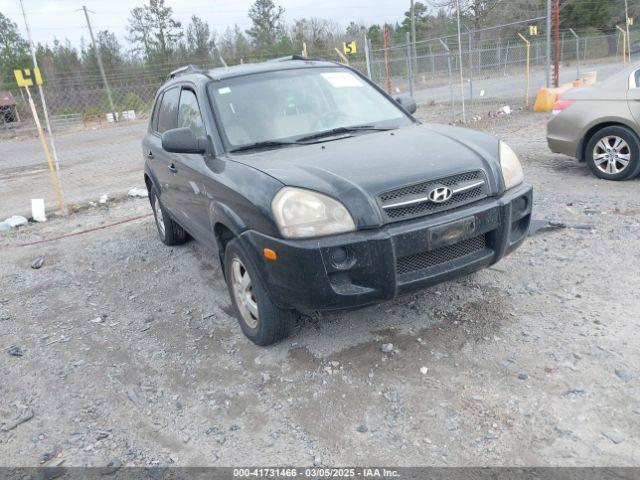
330,247,355,270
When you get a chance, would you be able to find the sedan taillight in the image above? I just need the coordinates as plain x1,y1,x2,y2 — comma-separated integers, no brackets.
551,99,575,116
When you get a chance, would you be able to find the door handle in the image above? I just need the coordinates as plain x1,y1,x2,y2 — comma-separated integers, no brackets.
146,150,154,159
168,163,177,173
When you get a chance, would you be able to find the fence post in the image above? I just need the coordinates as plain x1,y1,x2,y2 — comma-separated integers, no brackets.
405,32,414,97
616,26,627,65
464,26,473,111
569,29,579,79
439,38,455,122
364,34,372,80
517,33,531,108
383,25,392,94
429,46,435,77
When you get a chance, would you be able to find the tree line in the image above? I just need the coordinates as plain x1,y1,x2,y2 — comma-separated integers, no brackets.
1,0,636,90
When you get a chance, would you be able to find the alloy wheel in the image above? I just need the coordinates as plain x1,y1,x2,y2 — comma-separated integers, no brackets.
231,257,259,329
592,136,631,175
154,196,166,237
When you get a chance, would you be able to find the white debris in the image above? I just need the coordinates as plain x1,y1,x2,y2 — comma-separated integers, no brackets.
499,105,512,115
381,343,394,353
99,194,109,204
31,199,47,222
128,187,148,198
420,366,429,375
4,215,28,228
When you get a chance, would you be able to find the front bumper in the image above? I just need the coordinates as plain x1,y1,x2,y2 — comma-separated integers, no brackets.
240,183,533,311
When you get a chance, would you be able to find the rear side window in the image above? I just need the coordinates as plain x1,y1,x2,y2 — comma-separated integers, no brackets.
178,89,205,136
635,70,640,88
157,87,180,133
150,93,163,131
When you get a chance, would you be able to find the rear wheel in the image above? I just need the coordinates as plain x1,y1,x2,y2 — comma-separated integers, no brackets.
224,239,295,346
149,185,188,246
586,126,640,181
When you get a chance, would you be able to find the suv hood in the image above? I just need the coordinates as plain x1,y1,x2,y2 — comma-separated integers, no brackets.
230,123,503,227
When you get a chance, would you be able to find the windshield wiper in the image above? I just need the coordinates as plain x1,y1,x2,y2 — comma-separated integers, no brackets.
228,126,394,152
228,140,297,153
295,125,393,143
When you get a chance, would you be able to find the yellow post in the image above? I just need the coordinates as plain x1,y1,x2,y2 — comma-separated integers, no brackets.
335,47,349,65
616,25,627,65
517,33,531,108
25,85,67,215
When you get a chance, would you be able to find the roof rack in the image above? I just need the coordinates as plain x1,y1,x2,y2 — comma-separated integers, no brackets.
167,65,203,80
268,54,320,62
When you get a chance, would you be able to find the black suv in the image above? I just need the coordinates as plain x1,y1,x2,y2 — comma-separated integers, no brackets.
143,58,532,345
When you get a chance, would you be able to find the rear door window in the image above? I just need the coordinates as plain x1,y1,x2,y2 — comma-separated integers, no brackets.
178,89,205,136
157,87,180,133
150,93,163,131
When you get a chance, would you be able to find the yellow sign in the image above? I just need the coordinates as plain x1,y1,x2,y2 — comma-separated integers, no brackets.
14,68,43,87
628,17,634,26
529,25,538,36
342,41,357,55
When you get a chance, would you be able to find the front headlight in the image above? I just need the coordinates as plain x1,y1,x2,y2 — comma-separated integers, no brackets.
499,141,524,190
272,187,356,239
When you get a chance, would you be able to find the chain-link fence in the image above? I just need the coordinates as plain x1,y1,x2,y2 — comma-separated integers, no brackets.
0,20,636,219
366,23,633,125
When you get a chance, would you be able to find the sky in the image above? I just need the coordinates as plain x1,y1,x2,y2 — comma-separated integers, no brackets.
0,0,407,50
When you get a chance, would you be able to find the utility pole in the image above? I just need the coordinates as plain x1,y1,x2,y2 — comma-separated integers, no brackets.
410,0,417,70
545,0,551,87
18,0,64,186
553,0,559,88
81,6,117,122
624,0,631,63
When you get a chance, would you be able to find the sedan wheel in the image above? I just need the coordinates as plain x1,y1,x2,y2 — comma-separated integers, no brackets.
586,126,640,181
230,257,259,329
592,136,630,175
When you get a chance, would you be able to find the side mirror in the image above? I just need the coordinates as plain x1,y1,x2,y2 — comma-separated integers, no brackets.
395,94,417,114
161,127,207,154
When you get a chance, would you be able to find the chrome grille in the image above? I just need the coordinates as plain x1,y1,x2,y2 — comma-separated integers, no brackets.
396,234,487,276
379,171,488,222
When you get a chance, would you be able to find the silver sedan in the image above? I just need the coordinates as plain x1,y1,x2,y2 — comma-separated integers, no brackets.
547,64,640,180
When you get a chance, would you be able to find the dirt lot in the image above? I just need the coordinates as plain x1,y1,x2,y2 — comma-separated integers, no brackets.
1,112,639,467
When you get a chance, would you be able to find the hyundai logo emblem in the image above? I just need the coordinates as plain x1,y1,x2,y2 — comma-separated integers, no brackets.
428,186,453,203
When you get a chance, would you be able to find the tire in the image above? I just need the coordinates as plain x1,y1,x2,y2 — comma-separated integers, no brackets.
224,239,295,346
585,126,640,181
149,185,188,246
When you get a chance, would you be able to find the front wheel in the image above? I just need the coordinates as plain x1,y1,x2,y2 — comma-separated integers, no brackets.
585,126,640,181
224,239,295,346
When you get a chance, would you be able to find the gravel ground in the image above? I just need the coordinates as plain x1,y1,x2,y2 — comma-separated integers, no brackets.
1,112,639,467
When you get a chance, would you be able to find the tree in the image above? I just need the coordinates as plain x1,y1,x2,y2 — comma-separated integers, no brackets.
83,30,123,79
0,12,30,84
291,18,339,54
246,0,285,49
127,0,182,61
186,15,215,61
147,0,182,60
560,0,624,31
127,6,153,59
401,2,431,40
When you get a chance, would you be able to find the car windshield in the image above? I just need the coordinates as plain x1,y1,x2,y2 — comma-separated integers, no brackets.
208,67,412,150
